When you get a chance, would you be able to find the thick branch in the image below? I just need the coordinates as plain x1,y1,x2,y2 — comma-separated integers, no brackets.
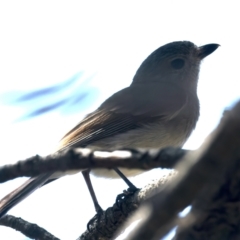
0,215,60,240
174,160,240,239
0,147,186,183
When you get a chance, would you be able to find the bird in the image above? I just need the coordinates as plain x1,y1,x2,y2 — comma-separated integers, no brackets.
0,41,219,219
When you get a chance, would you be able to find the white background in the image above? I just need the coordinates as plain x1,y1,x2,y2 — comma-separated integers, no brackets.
0,1,239,239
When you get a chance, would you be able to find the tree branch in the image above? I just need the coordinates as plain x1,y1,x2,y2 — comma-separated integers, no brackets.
0,147,186,183
174,160,240,239
0,215,60,240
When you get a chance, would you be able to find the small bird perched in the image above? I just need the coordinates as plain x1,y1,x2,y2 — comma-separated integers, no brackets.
0,41,219,218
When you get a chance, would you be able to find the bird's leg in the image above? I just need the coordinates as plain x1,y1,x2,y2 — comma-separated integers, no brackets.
113,168,140,213
82,169,102,213
113,167,137,191
82,169,105,232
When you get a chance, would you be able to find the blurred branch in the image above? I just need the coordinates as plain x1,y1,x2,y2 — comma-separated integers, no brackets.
0,147,186,184
174,158,240,239
16,72,82,102
0,71,98,121
0,215,60,240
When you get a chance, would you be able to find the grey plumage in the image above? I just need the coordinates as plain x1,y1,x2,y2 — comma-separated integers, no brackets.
0,41,219,217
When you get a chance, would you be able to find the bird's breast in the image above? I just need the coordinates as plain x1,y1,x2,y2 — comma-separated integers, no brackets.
90,111,198,179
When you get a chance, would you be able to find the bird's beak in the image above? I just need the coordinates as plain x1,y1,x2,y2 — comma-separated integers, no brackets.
198,43,220,59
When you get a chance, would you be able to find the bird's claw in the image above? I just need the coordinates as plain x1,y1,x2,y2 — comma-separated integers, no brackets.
116,187,140,214
87,208,104,232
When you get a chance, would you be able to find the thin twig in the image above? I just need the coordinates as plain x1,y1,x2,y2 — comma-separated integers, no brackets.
0,215,60,240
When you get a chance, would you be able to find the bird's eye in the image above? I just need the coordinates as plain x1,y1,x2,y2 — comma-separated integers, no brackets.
171,58,185,69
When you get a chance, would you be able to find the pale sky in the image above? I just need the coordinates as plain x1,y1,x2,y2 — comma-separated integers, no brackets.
0,1,239,239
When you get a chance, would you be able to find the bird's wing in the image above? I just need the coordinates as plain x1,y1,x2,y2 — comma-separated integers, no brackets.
59,82,187,150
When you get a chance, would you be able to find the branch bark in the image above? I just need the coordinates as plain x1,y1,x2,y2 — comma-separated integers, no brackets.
0,147,186,183
0,215,60,240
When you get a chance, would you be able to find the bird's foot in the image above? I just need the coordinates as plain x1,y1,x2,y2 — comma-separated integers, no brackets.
116,186,140,215
87,208,104,232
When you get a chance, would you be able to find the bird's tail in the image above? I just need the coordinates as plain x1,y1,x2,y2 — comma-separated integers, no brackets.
0,173,52,218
